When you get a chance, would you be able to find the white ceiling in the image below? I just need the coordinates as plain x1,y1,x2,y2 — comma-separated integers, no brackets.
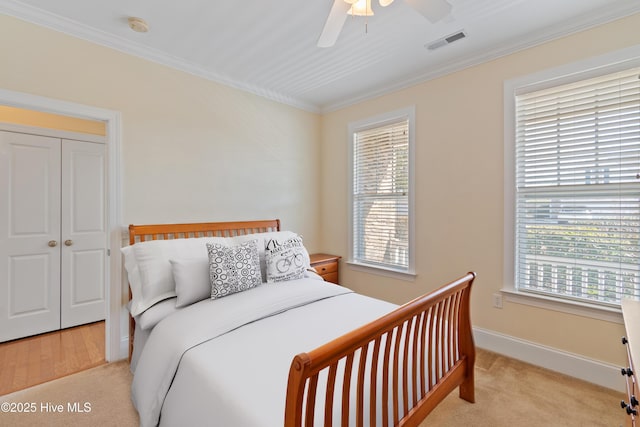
2,0,639,112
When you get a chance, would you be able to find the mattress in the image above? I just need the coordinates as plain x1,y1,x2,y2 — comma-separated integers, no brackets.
131,278,397,427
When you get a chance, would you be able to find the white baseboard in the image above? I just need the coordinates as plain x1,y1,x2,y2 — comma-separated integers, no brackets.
473,327,626,392
120,336,129,361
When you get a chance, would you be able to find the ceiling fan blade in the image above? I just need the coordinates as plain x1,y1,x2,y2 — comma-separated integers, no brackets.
318,0,352,48
379,0,394,6
404,0,452,23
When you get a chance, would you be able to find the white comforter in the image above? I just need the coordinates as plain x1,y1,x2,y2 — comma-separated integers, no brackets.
131,278,397,427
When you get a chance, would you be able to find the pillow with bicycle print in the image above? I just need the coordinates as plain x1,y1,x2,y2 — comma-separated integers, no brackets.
264,235,310,283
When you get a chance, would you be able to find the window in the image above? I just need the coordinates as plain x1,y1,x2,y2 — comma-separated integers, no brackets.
509,65,640,308
349,107,415,277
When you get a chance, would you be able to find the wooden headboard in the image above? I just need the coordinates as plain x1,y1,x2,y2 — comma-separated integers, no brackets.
128,219,281,245
127,219,281,360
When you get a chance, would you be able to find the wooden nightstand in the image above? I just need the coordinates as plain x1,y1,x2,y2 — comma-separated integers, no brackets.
310,253,341,284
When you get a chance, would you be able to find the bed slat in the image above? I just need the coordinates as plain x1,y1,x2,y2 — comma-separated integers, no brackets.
369,336,382,427
356,343,368,427
305,374,319,427
419,307,429,397
382,327,393,427
325,363,338,425
402,318,414,415
392,323,402,424
411,313,420,407
341,353,354,427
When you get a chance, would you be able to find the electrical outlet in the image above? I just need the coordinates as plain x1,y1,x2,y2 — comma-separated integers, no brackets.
492,293,503,309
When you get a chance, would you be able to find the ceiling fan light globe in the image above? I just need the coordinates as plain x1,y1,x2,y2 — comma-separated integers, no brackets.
343,0,358,4
347,0,375,16
379,0,394,6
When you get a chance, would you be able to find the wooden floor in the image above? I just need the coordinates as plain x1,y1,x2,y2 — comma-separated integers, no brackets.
0,321,105,395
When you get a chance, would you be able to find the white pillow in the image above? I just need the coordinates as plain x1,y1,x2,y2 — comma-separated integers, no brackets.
136,297,179,330
264,235,311,283
207,239,262,299
170,258,210,308
121,245,145,316
129,236,227,315
123,231,300,315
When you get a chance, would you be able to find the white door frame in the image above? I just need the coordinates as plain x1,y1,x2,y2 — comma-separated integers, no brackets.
0,88,123,361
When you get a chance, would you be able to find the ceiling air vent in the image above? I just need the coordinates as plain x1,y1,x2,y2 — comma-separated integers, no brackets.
426,30,467,51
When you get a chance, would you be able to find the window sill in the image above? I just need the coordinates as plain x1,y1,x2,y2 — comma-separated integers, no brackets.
501,289,623,324
346,261,416,282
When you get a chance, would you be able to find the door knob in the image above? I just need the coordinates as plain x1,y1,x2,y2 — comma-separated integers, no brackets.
64,240,73,246
48,240,58,247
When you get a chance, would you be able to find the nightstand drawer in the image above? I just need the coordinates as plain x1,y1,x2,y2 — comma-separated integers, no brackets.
321,272,339,284
314,262,337,275
310,253,341,285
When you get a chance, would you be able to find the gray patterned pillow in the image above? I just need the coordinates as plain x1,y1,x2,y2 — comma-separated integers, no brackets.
206,239,261,299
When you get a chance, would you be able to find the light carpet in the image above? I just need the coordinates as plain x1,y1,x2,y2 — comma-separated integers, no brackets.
425,350,627,427
0,360,137,427
0,349,628,426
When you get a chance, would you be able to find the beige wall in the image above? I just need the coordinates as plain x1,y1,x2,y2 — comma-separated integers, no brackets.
1,10,638,369
0,14,321,246
320,14,640,367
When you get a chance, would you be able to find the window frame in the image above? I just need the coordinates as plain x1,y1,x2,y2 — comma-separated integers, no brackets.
348,106,416,280
503,45,640,322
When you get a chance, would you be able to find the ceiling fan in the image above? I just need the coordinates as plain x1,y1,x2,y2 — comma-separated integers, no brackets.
318,0,452,48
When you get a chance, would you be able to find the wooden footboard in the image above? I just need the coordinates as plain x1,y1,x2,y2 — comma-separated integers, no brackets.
285,272,476,427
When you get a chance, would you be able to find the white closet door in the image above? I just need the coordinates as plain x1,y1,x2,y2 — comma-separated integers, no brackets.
0,131,61,342
60,139,106,329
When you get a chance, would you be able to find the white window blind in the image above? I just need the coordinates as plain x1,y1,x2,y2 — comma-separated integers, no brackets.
515,67,640,306
352,119,409,271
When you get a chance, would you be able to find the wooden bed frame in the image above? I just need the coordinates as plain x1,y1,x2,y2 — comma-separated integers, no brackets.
285,272,476,427
126,219,475,427
127,219,281,360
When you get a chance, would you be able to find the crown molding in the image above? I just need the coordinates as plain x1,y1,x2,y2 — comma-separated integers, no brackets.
0,0,320,113
319,2,640,113
1,0,638,115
